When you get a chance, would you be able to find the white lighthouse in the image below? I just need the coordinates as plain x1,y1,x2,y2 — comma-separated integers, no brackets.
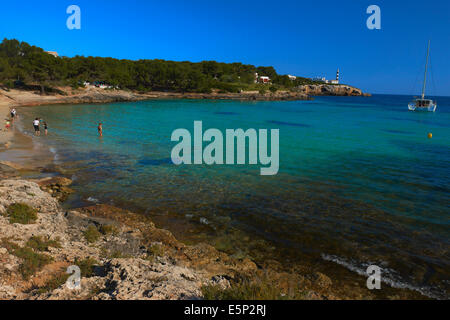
336,68,340,83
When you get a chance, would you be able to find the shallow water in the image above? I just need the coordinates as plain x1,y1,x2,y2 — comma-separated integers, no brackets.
19,94,450,298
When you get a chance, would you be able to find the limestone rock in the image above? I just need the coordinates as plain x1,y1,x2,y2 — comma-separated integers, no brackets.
0,179,59,214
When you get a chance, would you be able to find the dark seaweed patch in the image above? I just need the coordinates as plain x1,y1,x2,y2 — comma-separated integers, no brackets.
137,158,173,166
383,129,412,135
267,120,311,128
214,112,239,115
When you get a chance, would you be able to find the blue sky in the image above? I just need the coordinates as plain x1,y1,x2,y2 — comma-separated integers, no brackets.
0,0,449,95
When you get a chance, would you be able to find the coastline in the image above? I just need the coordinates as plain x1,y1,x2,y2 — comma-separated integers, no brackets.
1,91,431,301
0,83,370,109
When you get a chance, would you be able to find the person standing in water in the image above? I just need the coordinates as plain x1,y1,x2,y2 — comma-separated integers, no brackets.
33,118,40,136
98,122,103,137
43,121,48,136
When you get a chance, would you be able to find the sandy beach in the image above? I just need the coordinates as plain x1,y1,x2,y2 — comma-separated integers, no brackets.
0,101,13,147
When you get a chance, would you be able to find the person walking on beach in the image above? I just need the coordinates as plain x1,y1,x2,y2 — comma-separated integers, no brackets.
10,108,17,122
98,122,103,137
43,121,48,136
33,118,40,136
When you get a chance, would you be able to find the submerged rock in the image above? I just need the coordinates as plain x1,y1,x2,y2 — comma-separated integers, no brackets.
0,163,18,180
36,177,74,202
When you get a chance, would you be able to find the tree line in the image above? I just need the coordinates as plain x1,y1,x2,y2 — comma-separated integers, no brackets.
0,39,317,93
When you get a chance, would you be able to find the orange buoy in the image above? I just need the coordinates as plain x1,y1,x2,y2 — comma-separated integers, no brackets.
428,133,433,139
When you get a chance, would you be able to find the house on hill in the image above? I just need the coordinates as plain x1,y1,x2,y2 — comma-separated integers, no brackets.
45,51,59,58
254,73,271,84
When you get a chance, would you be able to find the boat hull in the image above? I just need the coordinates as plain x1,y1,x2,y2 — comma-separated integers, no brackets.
408,103,437,112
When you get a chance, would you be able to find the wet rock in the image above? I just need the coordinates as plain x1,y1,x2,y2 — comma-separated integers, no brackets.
37,177,74,202
0,163,18,179
310,272,333,289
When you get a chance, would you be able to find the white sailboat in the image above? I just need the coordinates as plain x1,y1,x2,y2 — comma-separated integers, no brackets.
408,40,437,112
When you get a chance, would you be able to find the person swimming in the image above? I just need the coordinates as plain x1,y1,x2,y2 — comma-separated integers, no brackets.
98,123,103,137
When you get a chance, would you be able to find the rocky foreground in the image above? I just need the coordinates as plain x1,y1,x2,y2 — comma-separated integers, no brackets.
0,173,341,300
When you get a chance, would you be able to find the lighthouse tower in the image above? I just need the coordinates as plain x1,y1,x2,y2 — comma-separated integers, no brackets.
336,68,340,83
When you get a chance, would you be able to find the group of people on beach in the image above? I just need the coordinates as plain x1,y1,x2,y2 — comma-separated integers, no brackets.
4,108,17,131
5,107,103,138
33,118,102,137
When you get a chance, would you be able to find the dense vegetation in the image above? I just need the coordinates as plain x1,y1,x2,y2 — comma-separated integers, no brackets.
0,39,318,93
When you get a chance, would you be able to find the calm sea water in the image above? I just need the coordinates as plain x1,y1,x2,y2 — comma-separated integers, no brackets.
20,94,450,298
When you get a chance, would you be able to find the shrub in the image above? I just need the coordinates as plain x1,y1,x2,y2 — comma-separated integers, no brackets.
144,244,165,262
99,224,118,236
5,203,37,224
16,247,53,279
26,236,61,252
269,86,278,93
32,272,70,294
201,276,308,300
1,240,53,279
148,244,164,257
74,257,98,278
4,80,14,89
83,225,101,243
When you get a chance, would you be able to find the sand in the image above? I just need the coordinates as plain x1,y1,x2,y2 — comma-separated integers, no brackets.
0,103,14,147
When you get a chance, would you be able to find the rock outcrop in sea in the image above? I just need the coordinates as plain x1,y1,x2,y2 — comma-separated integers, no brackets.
297,84,371,97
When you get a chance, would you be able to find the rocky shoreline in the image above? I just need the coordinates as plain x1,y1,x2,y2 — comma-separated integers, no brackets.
0,84,369,109
0,161,428,300
0,174,340,300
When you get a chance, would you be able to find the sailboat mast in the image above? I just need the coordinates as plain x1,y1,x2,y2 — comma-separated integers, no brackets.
422,40,430,99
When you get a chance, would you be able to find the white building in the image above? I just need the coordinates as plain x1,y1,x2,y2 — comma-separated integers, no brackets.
288,75,297,80
312,77,326,83
45,51,59,58
255,73,271,83
312,69,340,84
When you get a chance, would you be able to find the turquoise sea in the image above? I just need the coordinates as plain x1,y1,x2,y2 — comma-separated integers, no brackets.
19,94,450,298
